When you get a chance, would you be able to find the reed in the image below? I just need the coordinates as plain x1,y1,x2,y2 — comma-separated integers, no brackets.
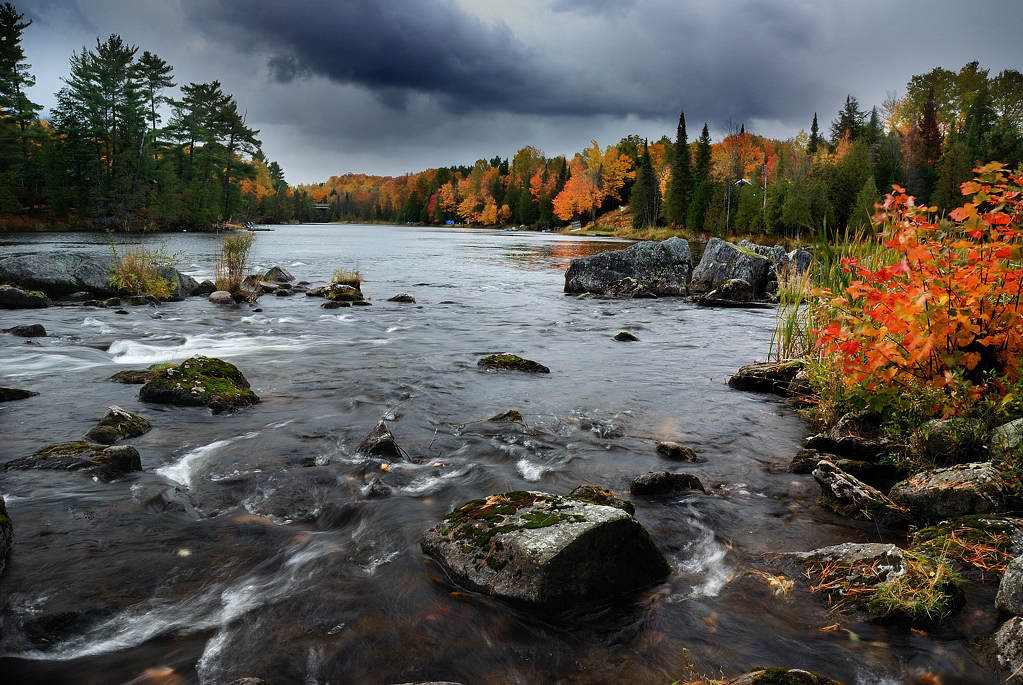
214,232,255,294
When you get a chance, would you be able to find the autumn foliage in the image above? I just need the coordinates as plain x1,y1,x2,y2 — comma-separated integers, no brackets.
815,163,1023,411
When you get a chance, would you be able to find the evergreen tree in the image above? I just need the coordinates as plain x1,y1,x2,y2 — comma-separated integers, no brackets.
830,95,866,144
932,140,972,210
686,123,713,230
0,2,41,207
849,176,879,232
664,110,691,226
631,140,659,229
964,82,996,162
807,113,822,155
916,87,943,201
694,123,712,180
133,50,174,158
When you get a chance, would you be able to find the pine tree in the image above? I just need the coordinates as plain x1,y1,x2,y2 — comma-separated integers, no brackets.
631,140,658,229
0,1,41,206
964,82,996,162
686,123,713,230
664,110,691,226
932,140,972,210
918,87,943,166
849,176,879,232
807,113,821,155
133,51,174,159
830,95,866,145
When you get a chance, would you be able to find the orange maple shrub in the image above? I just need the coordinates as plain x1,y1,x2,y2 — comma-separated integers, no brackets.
815,163,1023,413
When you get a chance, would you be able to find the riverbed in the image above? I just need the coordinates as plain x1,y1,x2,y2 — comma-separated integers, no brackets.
0,225,1001,684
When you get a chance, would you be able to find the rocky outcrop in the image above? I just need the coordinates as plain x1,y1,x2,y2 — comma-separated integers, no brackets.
889,462,1011,522
0,494,11,575
139,356,259,413
0,387,37,402
697,277,753,303
263,266,295,283
4,323,46,337
728,359,805,395
997,555,1023,616
421,490,670,607
910,417,986,465
812,460,910,527
83,406,152,444
3,442,142,480
388,293,416,303
563,237,692,296
357,419,405,460
656,441,704,462
604,277,656,299
804,412,890,460
0,253,196,298
690,238,771,296
629,471,706,496
0,284,51,308
191,280,217,296
477,354,550,373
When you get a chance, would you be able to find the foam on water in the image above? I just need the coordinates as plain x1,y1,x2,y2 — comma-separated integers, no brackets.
156,432,266,489
108,333,318,365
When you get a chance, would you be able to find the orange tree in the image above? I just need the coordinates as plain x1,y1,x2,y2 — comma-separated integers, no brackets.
814,163,1023,416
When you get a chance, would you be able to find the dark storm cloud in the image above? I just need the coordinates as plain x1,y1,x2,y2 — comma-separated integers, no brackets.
549,0,637,15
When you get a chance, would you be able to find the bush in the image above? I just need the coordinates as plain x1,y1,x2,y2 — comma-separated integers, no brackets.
331,267,362,287
215,232,255,294
108,242,177,298
814,163,1023,417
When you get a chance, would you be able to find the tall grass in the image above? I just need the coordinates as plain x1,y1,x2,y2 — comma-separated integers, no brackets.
215,232,255,294
108,241,177,298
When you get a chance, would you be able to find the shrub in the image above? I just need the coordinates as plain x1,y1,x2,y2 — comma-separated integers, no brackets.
108,242,177,298
214,232,255,294
331,267,362,288
814,163,1023,416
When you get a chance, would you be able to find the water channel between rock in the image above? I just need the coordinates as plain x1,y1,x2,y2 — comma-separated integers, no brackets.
0,224,1000,684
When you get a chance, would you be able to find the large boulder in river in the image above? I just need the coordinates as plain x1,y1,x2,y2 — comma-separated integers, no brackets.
2,441,142,481
0,253,196,298
690,237,771,296
83,406,152,445
0,387,37,402
263,266,295,283
0,494,11,575
889,462,1011,522
728,359,804,395
0,284,51,308
421,490,670,607
139,356,259,413
563,237,692,296
4,323,46,337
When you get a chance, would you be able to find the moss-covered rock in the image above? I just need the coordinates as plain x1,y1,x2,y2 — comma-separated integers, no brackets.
323,284,364,302
729,667,843,685
139,356,259,413
728,359,805,396
890,462,1011,523
568,484,635,514
629,471,706,496
488,409,523,423
2,441,142,481
477,354,550,373
421,490,669,607
0,494,11,575
83,405,152,444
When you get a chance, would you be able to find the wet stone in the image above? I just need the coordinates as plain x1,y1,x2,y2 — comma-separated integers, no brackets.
83,405,152,445
488,410,523,423
357,419,405,460
629,471,706,496
388,293,416,303
728,359,804,396
477,354,550,373
0,387,37,402
208,290,235,305
3,442,142,481
139,356,259,413
656,441,704,462
728,667,843,685
812,460,910,528
613,330,639,342
109,369,151,384
4,323,46,337
997,555,1023,615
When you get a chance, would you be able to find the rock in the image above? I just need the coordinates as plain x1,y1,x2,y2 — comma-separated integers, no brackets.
3,323,46,337
208,290,235,305
910,515,1023,581
0,387,37,402
563,237,692,296
364,477,392,498
656,441,704,463
890,462,1011,522
388,293,416,303
728,667,842,685
728,359,805,395
629,471,706,496
997,555,1023,615
357,420,405,460
0,494,10,575
191,280,217,296
158,267,199,299
83,406,152,445
103,297,121,307
139,356,259,413
421,490,670,607
352,300,372,306
0,284,51,308
690,237,771,296
127,295,156,306
274,289,293,297
604,277,656,299
786,248,814,276
704,277,755,302
812,460,910,527
787,368,814,404
263,266,295,283
992,418,1023,458
804,411,890,459
990,617,1023,675
477,354,550,373
0,253,195,298
568,484,635,514
256,280,279,293
792,449,897,487
321,300,345,309
909,417,986,465
488,410,523,423
325,284,364,302
109,369,151,384
228,679,273,685
613,331,638,342
115,309,129,315
3,442,142,481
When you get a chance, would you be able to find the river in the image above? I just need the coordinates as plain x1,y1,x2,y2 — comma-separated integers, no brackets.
0,225,999,684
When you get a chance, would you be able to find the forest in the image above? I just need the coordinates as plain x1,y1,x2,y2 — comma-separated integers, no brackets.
1,0,1021,235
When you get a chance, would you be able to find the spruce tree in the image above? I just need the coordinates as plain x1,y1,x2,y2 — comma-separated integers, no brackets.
686,123,713,230
830,95,866,144
631,140,658,229
0,1,41,204
807,113,821,155
664,110,691,226
964,82,996,162
134,51,174,158
849,176,879,232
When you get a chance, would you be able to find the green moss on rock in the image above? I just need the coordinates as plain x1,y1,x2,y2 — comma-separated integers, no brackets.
139,355,259,413
477,354,550,373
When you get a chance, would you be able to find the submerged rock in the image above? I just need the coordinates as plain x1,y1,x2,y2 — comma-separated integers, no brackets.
357,420,405,460
0,387,37,402
83,406,152,445
4,323,46,337
0,284,51,308
629,471,706,496
656,441,704,463
421,490,670,607
477,354,550,373
613,330,639,342
139,356,259,413
488,409,523,423
728,359,805,395
690,237,771,296
3,442,142,480
812,460,910,527
388,292,416,303
0,494,11,575
728,667,843,685
889,462,1011,522
563,237,692,296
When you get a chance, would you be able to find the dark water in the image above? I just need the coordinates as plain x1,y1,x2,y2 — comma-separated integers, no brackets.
0,225,1000,684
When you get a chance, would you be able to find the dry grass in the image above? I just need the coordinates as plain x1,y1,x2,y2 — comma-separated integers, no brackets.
108,243,176,298
214,232,254,294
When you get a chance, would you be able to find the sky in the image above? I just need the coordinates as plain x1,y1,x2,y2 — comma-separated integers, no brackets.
18,0,1023,184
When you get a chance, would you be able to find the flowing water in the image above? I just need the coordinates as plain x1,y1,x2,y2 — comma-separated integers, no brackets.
0,225,1001,684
